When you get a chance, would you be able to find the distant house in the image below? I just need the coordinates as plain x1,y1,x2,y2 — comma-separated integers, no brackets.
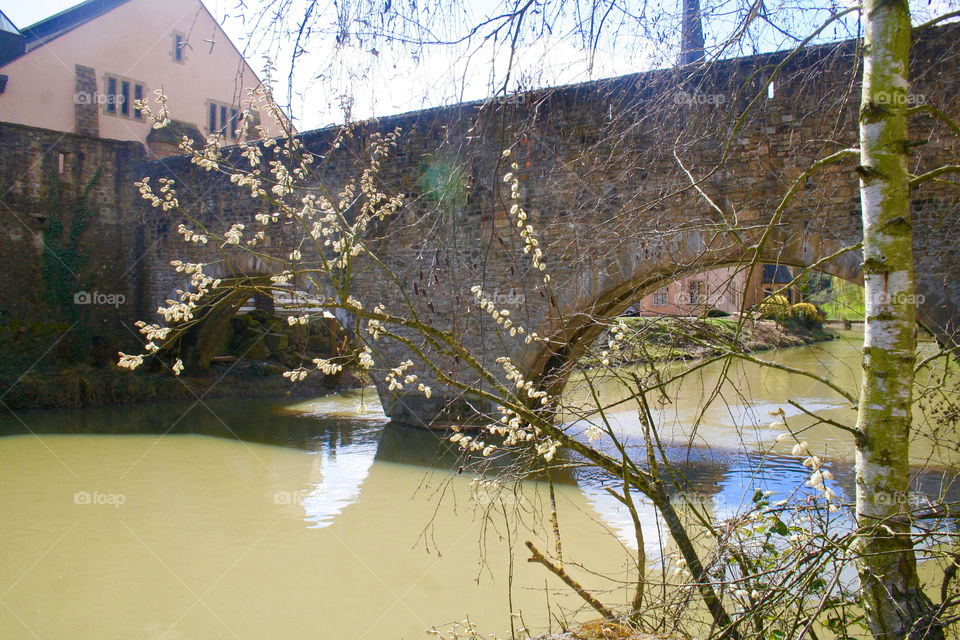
635,264,797,317
760,264,797,303
0,0,286,158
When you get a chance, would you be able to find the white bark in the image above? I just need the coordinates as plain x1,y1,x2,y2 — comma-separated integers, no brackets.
855,1,940,637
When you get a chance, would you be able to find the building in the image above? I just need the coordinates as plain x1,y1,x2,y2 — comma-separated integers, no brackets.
635,264,798,316
0,0,286,158
759,264,797,303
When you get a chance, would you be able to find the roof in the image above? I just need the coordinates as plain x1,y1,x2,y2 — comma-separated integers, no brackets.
762,265,793,284
21,0,131,53
0,10,21,36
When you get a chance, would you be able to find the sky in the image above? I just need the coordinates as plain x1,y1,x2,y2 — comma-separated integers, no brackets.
3,0,955,130
1,0,662,128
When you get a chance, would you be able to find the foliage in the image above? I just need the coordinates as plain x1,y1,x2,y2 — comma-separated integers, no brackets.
0,317,75,378
757,295,791,323
40,170,102,322
811,277,865,321
789,302,823,328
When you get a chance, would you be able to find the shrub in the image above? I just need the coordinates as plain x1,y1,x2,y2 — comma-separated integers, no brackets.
758,294,791,322
791,302,824,327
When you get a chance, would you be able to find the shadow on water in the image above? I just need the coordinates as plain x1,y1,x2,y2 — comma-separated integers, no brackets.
0,395,390,450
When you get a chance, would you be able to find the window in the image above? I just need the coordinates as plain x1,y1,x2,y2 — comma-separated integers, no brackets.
173,33,186,62
106,76,117,113
120,80,130,116
103,74,145,119
652,287,669,307
208,103,217,134
133,84,143,119
688,280,706,305
207,100,240,139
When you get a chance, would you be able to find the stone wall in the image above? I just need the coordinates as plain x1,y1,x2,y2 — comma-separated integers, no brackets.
73,65,99,138
0,122,145,364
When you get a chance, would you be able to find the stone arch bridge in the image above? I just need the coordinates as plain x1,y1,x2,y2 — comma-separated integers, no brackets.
136,24,960,427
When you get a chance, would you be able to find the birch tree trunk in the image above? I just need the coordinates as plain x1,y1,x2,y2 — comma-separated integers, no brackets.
856,1,941,638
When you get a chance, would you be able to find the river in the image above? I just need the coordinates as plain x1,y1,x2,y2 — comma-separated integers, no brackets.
0,332,955,638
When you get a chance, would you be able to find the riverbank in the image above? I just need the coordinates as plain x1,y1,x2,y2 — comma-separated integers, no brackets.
0,308,366,411
1,316,833,411
582,315,836,368
0,361,367,411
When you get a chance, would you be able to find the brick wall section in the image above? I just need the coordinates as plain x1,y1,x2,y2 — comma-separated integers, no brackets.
0,122,145,362
74,65,99,138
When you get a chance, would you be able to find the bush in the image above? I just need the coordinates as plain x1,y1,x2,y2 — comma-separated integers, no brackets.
791,302,824,327
705,308,730,318
758,294,791,322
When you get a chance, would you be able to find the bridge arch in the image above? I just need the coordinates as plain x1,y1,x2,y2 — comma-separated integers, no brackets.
129,23,960,427
159,261,352,379
520,228,945,400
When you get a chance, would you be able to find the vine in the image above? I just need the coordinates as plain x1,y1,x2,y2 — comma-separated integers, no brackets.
40,169,102,321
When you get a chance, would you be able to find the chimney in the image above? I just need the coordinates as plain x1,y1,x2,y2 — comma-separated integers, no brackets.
74,64,100,137
679,0,705,66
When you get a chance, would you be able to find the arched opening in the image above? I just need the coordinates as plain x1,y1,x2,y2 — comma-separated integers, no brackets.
530,262,954,558
162,274,353,388
530,258,860,398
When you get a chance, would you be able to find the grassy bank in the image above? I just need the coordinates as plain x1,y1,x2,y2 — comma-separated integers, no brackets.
582,315,835,369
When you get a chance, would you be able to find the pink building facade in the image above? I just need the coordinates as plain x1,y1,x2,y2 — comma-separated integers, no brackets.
0,0,286,158
635,265,796,316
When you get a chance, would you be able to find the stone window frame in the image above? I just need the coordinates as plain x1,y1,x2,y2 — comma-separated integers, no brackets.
651,286,669,307
171,31,188,64
102,73,147,121
687,280,706,305
205,99,241,139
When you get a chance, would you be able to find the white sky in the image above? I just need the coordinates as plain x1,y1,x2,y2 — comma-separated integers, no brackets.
1,0,663,128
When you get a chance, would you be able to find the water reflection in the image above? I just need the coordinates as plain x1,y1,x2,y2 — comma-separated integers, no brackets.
300,438,378,529
0,335,958,638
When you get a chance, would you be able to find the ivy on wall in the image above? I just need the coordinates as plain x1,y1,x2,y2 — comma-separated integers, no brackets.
40,169,102,322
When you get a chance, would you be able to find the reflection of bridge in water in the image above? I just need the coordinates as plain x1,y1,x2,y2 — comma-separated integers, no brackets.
1,397,954,549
